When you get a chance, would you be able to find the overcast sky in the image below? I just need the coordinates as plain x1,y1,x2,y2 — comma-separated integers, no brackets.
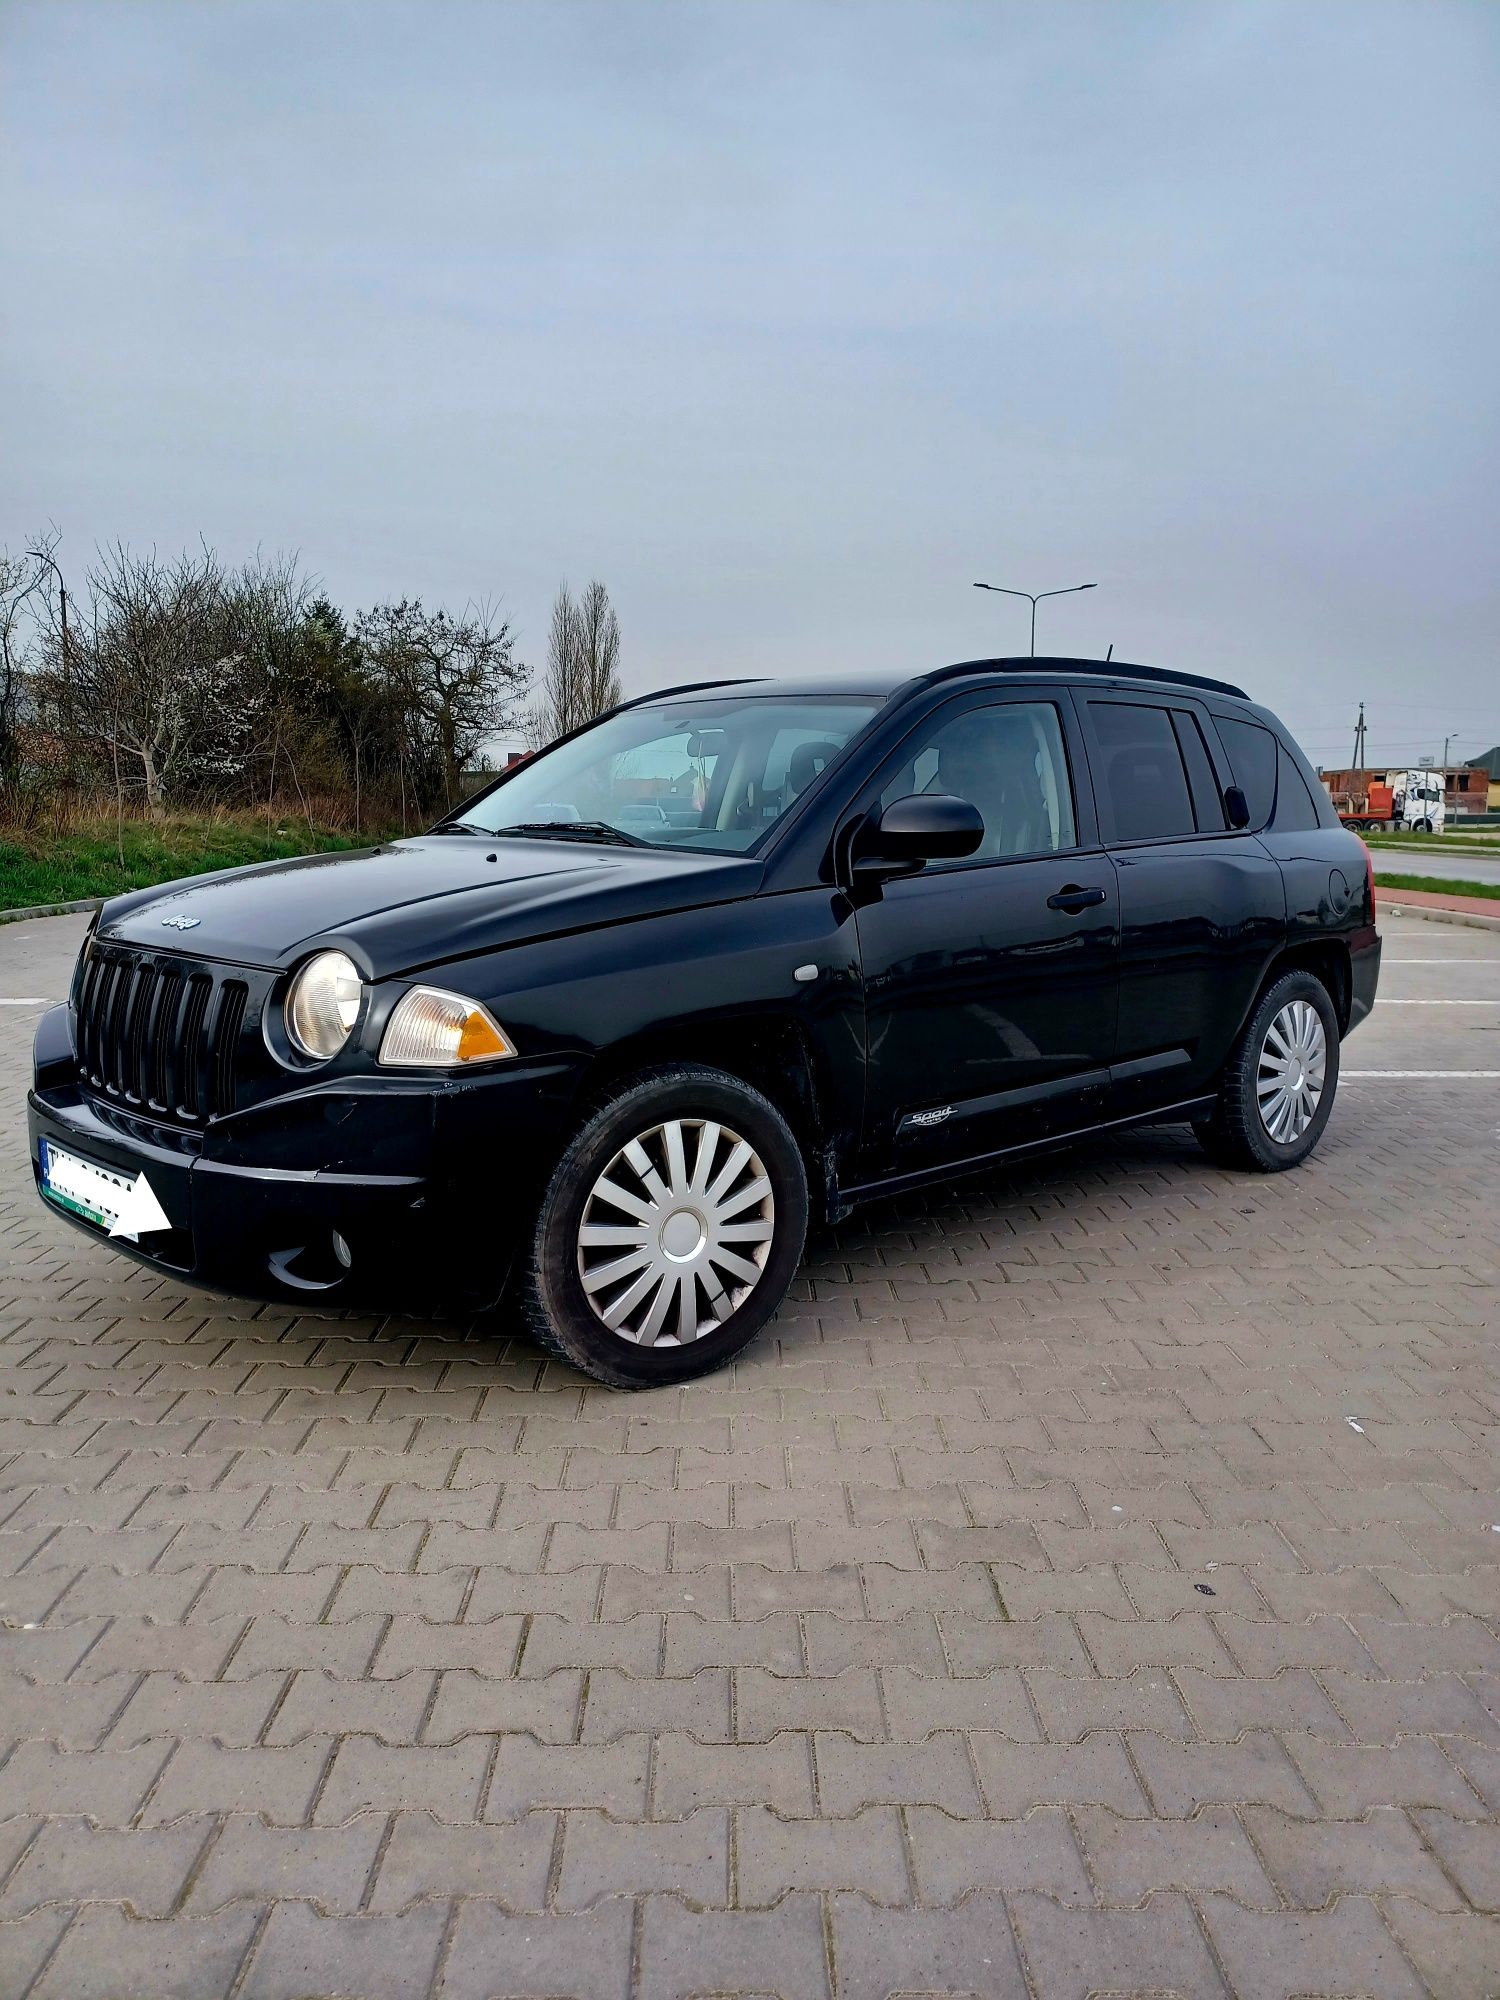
4,0,1497,767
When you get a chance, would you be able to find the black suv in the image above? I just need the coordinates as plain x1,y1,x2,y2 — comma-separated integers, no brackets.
29,657,1380,1386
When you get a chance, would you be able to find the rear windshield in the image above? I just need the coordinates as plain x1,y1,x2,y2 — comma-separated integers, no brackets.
453,695,881,852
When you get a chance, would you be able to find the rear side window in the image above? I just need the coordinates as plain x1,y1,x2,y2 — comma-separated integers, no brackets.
1088,702,1196,842
1215,717,1277,830
1273,742,1322,830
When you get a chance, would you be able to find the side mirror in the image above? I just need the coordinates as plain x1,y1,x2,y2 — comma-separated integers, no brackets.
1224,785,1251,829
856,793,984,875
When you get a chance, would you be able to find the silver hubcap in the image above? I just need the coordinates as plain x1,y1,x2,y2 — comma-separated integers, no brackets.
1257,999,1327,1144
577,1119,775,1346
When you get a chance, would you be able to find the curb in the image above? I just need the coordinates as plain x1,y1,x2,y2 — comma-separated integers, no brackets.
0,898,105,928
1377,899,1500,935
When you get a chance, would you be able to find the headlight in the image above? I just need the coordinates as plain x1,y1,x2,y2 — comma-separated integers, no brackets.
378,986,516,1068
285,950,364,1060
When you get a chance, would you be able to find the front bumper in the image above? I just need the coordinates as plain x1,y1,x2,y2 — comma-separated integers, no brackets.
29,1005,580,1313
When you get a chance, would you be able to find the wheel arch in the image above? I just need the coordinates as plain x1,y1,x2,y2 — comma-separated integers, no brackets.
1253,938,1353,1036
567,1014,842,1215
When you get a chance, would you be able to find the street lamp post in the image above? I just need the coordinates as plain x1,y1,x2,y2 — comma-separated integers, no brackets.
25,548,69,666
26,547,74,756
973,581,1096,656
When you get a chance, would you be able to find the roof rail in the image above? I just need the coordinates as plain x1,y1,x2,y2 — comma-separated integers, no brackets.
927,656,1249,701
616,677,768,712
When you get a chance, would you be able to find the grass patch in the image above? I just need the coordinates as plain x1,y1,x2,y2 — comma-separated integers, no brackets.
1362,831,1500,855
0,816,373,911
1374,871,1500,902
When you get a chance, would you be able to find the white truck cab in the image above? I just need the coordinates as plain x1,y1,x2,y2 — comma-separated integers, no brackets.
1393,769,1446,833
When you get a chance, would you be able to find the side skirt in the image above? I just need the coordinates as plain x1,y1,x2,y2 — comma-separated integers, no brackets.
832,1093,1220,1217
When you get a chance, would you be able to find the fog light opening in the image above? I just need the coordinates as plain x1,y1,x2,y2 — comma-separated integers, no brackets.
331,1230,352,1269
267,1239,352,1293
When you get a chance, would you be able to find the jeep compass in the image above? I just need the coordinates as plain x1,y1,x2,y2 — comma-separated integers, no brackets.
29,658,1380,1385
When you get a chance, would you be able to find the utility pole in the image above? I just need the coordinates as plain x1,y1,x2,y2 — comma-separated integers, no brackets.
1351,702,1366,770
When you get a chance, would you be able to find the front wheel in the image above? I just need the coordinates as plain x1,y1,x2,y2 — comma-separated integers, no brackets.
1194,971,1340,1173
518,1065,809,1387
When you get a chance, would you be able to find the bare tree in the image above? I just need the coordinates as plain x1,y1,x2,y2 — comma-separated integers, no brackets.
6,533,532,836
575,579,622,719
32,544,214,810
530,579,621,747
530,584,582,748
28,544,309,813
353,599,528,818
0,537,55,787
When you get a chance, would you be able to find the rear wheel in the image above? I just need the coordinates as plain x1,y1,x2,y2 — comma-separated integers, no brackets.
518,1065,809,1387
1194,970,1339,1173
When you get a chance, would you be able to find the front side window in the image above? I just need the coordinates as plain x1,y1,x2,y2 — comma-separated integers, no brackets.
881,700,1077,859
452,696,879,853
1088,701,1196,842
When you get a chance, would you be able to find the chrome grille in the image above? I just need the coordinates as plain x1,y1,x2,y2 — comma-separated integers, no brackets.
74,946,249,1124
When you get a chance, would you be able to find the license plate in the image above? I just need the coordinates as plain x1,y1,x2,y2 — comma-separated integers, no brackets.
39,1139,140,1233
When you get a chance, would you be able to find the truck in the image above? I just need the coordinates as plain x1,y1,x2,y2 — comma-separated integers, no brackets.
1330,769,1445,834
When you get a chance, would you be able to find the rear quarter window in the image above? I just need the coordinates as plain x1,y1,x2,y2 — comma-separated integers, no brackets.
1214,717,1277,830
1272,741,1323,831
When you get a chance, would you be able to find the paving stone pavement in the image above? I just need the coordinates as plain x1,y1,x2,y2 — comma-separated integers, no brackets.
1,912,1498,1998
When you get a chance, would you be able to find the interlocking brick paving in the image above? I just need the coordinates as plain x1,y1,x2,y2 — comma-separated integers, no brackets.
1,912,1498,1997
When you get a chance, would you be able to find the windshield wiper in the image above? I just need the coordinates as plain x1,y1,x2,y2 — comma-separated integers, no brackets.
429,821,484,836
493,820,648,849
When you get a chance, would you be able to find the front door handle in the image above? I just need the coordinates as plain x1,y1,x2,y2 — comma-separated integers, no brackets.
1047,884,1107,913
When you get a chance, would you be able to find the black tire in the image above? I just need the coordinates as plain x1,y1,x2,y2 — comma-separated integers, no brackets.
1194,970,1340,1173
518,1064,809,1388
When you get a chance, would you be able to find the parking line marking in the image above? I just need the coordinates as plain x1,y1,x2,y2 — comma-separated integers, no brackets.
1376,999,1500,1005
1343,1070,1500,1079
0,998,53,1006
1383,958,1500,964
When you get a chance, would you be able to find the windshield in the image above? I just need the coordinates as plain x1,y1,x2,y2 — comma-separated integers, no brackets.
451,695,881,852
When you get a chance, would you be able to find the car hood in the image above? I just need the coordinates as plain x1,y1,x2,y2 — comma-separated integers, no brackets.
97,836,763,978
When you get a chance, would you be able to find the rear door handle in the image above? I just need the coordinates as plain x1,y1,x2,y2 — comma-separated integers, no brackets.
1047,884,1107,913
